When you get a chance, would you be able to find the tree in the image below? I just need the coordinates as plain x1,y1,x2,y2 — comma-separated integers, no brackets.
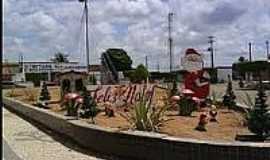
247,79,270,138
51,52,69,63
102,48,132,71
222,75,236,109
132,64,149,83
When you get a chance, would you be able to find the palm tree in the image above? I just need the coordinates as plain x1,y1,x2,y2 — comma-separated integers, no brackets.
51,52,69,63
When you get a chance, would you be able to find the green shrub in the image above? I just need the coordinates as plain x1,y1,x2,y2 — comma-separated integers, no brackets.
128,64,149,83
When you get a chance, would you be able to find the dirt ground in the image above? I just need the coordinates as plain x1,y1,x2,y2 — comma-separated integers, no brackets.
4,87,251,142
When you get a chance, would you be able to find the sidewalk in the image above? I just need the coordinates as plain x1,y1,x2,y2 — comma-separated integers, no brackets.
3,107,113,160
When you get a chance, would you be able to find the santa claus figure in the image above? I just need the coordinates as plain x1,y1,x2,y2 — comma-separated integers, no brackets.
181,48,210,100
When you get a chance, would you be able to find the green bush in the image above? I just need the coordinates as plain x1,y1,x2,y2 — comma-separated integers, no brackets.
128,64,149,83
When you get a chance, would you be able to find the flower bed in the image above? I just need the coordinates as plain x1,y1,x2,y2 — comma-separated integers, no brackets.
5,87,251,142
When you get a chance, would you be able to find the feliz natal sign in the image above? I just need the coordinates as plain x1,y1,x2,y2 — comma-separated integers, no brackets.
89,84,168,105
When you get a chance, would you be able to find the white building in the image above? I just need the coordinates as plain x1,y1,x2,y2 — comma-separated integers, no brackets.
23,61,87,73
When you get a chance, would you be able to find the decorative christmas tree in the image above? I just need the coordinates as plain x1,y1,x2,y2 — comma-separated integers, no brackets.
223,75,236,109
39,82,51,101
247,78,270,138
79,87,98,122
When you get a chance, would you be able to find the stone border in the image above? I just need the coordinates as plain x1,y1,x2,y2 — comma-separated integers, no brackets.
3,97,270,160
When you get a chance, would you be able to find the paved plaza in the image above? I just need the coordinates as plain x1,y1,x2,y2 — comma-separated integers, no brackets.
3,108,118,160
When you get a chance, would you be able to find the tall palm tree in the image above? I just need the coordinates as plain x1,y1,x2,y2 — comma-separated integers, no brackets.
51,52,69,63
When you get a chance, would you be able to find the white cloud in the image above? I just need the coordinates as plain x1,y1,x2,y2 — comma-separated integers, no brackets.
3,0,270,70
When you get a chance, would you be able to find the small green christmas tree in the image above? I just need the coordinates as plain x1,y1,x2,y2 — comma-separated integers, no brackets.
223,75,236,109
247,78,270,138
79,87,98,122
39,82,51,101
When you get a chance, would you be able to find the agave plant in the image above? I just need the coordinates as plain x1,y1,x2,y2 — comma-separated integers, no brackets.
120,92,169,131
240,92,255,108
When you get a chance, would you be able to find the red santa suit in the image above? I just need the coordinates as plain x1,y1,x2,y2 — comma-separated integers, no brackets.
183,48,210,99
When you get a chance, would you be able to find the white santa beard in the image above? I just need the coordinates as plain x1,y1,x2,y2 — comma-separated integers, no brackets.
182,61,202,72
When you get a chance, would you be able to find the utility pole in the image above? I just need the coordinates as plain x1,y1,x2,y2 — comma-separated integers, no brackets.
157,62,160,72
208,36,215,69
18,53,23,73
248,42,252,62
79,0,90,72
168,12,174,73
266,40,269,60
145,56,148,69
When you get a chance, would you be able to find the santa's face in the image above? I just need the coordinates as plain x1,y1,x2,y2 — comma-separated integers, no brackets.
181,53,203,72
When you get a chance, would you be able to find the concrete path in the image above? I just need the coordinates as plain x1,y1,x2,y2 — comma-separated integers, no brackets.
3,107,119,160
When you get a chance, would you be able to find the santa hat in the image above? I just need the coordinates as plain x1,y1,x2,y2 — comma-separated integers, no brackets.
185,48,200,56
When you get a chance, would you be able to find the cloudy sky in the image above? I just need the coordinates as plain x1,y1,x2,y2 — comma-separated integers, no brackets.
3,0,270,71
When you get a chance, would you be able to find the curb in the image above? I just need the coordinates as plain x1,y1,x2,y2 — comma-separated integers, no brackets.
3,97,270,160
